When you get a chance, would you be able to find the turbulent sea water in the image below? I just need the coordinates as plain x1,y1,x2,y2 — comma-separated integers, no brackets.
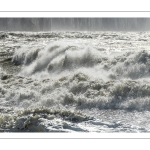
1,31,150,132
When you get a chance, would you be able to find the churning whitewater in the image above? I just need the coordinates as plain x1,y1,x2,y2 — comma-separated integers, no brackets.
0,31,150,132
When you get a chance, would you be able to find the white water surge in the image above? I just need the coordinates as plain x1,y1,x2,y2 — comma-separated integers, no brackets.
0,31,150,132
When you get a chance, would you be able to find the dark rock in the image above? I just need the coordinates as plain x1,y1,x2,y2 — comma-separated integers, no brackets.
1,74,13,80
1,75,8,80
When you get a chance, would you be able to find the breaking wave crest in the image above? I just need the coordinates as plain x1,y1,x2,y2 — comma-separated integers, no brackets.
6,40,150,113
12,41,106,77
2,31,150,132
12,41,150,80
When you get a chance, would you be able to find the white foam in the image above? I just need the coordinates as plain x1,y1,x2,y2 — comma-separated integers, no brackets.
1,31,150,132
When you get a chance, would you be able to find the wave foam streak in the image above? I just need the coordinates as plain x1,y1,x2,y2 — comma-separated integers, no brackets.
1,31,150,132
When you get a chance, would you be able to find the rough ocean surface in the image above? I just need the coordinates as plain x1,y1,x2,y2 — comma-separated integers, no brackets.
0,31,150,132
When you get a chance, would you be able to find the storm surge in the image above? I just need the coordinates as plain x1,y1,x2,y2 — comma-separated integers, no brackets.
1,31,150,132
11,40,150,111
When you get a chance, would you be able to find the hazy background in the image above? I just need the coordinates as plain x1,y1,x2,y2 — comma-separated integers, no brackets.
0,18,150,31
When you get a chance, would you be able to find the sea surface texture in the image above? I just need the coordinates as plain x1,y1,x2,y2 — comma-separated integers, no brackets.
0,31,150,132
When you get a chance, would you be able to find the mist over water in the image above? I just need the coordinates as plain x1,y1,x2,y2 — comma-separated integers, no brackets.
0,18,150,31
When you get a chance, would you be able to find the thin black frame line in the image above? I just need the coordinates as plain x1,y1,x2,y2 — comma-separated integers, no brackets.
0,11,150,12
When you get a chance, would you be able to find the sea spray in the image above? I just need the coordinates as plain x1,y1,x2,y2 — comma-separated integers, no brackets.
1,31,150,132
